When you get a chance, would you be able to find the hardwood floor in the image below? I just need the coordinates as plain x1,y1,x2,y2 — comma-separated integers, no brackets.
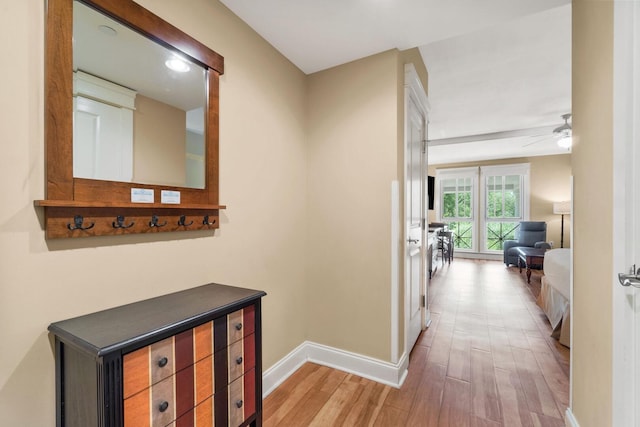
263,259,570,426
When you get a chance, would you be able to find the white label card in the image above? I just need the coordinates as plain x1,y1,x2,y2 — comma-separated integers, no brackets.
131,188,154,203
161,190,181,204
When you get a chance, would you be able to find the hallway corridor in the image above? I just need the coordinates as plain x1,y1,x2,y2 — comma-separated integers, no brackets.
263,259,570,426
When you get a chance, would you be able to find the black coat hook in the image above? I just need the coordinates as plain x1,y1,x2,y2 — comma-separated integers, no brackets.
149,215,167,228
178,215,194,226
67,215,95,231
203,215,216,226
112,215,135,229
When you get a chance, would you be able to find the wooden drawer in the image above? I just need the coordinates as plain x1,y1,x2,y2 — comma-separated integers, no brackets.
128,388,218,427
124,375,175,427
124,353,217,427
227,333,255,384
124,322,215,399
228,369,256,427
123,336,174,399
226,305,255,346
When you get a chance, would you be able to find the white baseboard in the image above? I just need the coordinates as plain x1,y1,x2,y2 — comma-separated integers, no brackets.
262,341,409,398
453,252,502,261
565,408,580,427
262,341,309,397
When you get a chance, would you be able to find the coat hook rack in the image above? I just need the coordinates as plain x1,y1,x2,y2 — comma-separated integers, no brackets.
67,215,95,231
178,215,194,227
149,215,167,228
203,215,216,226
112,215,135,229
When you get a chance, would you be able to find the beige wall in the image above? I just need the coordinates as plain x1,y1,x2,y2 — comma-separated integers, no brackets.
0,1,308,426
306,50,400,361
133,94,187,187
428,154,572,249
572,0,614,425
304,48,428,362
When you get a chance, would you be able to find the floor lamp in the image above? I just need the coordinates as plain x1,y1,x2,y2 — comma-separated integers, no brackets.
553,201,571,248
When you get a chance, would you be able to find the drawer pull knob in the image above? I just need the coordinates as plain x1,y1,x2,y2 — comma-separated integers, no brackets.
158,357,168,368
236,400,243,409
235,323,243,331
236,356,243,365
159,401,169,413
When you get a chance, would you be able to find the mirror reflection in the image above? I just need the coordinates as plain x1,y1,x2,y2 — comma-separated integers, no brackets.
73,1,206,189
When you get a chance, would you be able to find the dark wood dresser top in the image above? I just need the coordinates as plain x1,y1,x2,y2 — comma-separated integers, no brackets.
49,283,266,356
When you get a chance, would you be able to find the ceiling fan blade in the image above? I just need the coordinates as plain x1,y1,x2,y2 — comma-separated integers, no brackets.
522,135,558,147
428,125,557,146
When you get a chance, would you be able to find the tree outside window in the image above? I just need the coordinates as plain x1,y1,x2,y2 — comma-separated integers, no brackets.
441,177,473,250
485,175,522,251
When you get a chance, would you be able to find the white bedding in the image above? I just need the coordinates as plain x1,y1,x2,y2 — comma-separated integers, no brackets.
543,248,570,300
537,248,571,347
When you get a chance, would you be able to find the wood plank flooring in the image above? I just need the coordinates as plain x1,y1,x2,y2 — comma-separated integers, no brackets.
263,259,570,426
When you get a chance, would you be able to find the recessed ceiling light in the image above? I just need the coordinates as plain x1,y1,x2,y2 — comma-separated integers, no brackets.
165,58,190,73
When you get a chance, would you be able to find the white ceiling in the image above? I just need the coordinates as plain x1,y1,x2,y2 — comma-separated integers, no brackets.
422,4,572,164
222,0,573,164
219,0,569,75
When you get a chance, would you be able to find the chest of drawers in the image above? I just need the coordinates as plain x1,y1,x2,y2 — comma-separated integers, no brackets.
48,283,266,427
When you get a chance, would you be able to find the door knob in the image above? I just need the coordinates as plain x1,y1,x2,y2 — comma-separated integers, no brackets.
618,264,640,288
618,273,640,288
407,238,419,244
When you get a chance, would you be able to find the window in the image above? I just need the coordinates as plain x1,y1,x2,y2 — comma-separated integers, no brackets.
436,167,478,252
436,164,529,255
481,164,530,252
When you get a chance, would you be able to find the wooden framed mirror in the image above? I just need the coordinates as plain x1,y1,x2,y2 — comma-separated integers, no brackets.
36,0,225,238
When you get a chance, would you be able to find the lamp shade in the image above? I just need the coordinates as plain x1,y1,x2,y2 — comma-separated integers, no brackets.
553,200,571,215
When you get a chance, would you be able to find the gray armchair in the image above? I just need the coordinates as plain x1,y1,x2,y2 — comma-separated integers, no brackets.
503,221,551,266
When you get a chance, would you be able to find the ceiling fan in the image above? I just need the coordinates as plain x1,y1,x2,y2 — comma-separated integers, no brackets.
553,113,572,148
522,113,572,148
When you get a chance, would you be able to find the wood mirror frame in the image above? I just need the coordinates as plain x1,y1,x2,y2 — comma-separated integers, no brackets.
36,0,225,238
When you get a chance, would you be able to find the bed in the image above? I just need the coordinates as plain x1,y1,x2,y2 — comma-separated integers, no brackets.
537,248,571,347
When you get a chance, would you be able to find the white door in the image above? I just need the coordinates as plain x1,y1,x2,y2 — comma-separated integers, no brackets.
403,63,430,357
405,94,428,351
612,1,640,425
74,96,134,182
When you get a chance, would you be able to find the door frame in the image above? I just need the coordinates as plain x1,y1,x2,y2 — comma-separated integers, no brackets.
611,0,639,425
402,63,430,361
